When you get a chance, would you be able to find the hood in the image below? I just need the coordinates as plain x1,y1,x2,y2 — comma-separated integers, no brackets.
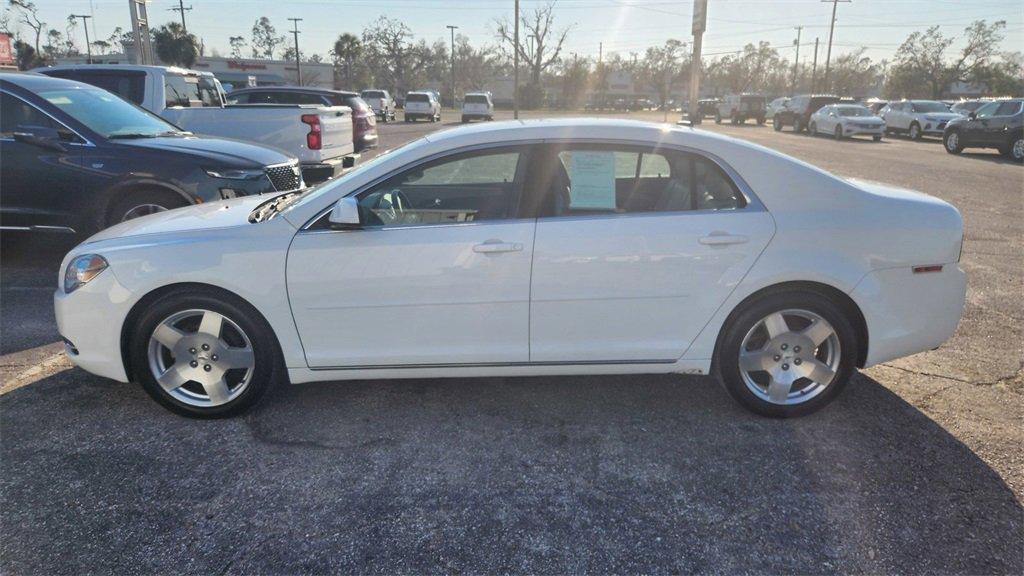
840,116,884,123
115,135,293,168
84,194,278,244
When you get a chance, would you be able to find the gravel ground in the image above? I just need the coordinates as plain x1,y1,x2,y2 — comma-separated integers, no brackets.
1,110,1021,574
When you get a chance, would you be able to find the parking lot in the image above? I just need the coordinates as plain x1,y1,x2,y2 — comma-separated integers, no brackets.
2,110,1021,574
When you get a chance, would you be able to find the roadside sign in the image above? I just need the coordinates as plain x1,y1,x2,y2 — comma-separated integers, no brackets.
0,33,14,66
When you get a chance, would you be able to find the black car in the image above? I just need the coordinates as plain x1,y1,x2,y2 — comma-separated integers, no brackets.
226,86,378,153
0,73,302,235
943,99,1023,162
774,94,842,133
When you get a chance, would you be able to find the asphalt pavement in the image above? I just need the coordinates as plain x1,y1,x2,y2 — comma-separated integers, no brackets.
1,110,1021,574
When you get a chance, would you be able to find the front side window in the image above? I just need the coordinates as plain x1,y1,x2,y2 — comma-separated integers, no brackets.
355,149,524,227
0,93,59,137
911,101,948,113
530,145,744,217
974,102,999,119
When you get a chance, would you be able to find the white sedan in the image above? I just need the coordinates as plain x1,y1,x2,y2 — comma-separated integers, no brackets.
810,104,886,141
55,119,967,418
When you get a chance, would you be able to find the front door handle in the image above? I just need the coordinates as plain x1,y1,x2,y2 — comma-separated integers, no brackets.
473,240,524,254
699,232,749,246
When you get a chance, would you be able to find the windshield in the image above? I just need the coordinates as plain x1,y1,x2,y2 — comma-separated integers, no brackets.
38,87,180,138
362,90,384,98
912,101,949,113
465,95,488,104
278,137,428,216
836,106,872,117
407,93,429,103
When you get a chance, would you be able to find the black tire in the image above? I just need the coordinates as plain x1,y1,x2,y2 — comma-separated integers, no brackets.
794,119,805,133
107,188,189,228
461,115,468,123
128,288,283,418
834,125,843,140
715,111,722,124
872,135,882,142
731,113,739,125
773,117,783,131
808,121,818,136
943,130,963,154
1002,134,1023,162
909,121,922,141
756,116,765,125
715,289,858,418
404,115,411,122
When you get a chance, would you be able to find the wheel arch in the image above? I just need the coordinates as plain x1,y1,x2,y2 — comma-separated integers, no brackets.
119,282,288,384
711,280,869,369
99,178,195,228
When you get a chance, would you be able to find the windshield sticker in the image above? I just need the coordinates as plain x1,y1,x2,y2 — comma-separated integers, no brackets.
567,151,616,210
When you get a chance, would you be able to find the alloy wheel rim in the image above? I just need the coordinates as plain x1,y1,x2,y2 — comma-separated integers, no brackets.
1013,138,1023,160
147,309,255,407
738,309,841,406
911,125,920,138
947,132,959,150
122,203,168,222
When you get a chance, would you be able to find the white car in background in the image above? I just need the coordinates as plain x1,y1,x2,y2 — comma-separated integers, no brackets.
767,97,789,120
880,100,962,140
54,119,966,419
361,89,396,122
461,92,494,122
404,91,441,122
809,104,886,141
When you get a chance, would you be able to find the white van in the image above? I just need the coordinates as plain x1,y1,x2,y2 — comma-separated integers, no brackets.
461,92,494,123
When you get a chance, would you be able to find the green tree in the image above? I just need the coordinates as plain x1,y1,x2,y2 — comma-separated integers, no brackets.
251,16,284,59
152,22,198,68
229,36,246,59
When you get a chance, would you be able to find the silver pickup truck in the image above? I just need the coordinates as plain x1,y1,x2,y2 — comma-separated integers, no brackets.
41,65,356,183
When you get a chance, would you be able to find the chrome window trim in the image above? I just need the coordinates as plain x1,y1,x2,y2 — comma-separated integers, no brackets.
300,137,765,233
0,89,96,147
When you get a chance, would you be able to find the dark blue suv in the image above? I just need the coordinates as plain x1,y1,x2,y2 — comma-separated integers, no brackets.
0,73,303,235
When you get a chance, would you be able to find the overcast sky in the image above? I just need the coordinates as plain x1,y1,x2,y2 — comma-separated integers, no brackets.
28,0,1024,66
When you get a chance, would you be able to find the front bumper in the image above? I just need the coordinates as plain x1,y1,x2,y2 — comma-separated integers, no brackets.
842,123,886,136
922,120,951,135
851,264,967,367
54,269,132,383
301,156,357,184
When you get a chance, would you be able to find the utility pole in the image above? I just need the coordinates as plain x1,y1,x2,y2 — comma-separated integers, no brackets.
811,37,820,92
687,0,707,125
513,0,520,119
447,25,458,108
821,0,850,93
598,42,602,64
71,14,93,63
288,18,302,86
169,0,191,32
791,26,802,94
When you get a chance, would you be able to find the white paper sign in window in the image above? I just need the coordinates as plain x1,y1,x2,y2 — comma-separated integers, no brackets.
567,151,617,210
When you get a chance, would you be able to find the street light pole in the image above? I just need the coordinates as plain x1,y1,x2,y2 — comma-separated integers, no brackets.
791,26,802,94
447,25,458,108
288,17,303,86
688,0,707,125
821,0,850,93
71,14,93,63
513,0,519,119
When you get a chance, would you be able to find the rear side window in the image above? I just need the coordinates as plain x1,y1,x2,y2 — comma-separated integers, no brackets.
533,146,745,217
164,74,221,108
407,93,429,103
995,101,1022,116
362,90,385,99
44,70,146,104
465,95,489,104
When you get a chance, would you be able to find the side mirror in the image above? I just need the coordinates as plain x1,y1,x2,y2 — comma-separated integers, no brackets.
328,196,362,230
13,125,66,152
968,112,977,120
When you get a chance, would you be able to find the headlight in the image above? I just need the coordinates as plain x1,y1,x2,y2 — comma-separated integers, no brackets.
64,254,108,293
204,167,264,180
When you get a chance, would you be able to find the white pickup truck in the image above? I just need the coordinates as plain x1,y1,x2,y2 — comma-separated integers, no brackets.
41,65,356,183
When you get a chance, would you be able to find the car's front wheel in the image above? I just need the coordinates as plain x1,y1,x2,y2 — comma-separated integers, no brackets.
129,288,282,418
834,125,844,140
716,290,858,417
944,130,963,154
107,189,188,228
773,117,783,131
808,121,817,136
1003,134,1023,162
909,122,922,140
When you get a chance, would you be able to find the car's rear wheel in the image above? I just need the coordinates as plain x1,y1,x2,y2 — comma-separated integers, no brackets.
129,289,281,418
808,121,817,136
715,111,722,124
944,130,963,154
1003,134,1023,162
872,135,882,142
773,117,783,131
716,290,857,417
909,122,922,140
834,125,843,140
107,189,188,228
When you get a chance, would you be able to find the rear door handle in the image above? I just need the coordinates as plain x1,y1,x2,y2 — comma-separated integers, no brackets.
473,240,523,254
699,232,749,246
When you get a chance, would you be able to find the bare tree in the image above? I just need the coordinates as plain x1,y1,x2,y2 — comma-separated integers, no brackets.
494,0,572,86
229,36,246,59
361,16,416,93
9,0,44,56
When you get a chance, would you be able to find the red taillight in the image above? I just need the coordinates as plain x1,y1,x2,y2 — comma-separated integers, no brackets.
301,114,322,150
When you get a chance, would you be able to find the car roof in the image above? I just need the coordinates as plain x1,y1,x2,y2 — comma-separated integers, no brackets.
42,64,208,76
0,71,101,91
231,86,358,97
